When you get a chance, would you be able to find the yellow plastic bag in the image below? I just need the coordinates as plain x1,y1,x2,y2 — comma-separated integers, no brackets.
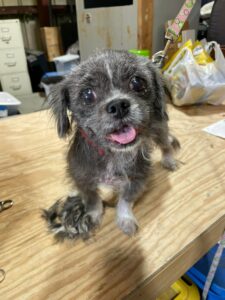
164,41,225,106
163,40,193,71
164,40,213,71
192,41,213,65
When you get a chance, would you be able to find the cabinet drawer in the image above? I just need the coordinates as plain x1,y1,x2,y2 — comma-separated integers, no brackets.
21,0,37,4
0,48,27,74
1,72,32,96
0,19,24,49
2,0,18,6
53,0,67,4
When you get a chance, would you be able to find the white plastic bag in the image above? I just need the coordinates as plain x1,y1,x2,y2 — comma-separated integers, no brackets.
164,41,225,106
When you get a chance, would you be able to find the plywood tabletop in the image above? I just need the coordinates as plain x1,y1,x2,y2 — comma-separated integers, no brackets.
0,104,225,300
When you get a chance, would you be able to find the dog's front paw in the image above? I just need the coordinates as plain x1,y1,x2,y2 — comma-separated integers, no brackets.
116,200,138,236
42,196,102,241
117,216,138,236
87,208,103,226
161,155,179,171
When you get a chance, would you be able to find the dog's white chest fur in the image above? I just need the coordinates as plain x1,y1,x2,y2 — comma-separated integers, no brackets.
99,150,138,186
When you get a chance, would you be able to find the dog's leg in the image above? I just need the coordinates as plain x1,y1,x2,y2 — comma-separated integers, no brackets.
152,121,180,171
116,178,145,236
160,134,180,171
80,186,104,227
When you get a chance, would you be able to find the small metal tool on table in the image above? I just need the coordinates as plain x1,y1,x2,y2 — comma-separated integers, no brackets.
0,199,13,213
0,199,13,283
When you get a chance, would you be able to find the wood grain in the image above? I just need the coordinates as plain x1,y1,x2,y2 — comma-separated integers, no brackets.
0,105,225,300
138,0,153,54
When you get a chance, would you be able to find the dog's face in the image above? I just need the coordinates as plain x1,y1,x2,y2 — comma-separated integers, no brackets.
51,50,167,151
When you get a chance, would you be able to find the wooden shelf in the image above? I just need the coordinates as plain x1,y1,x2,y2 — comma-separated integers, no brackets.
0,5,67,15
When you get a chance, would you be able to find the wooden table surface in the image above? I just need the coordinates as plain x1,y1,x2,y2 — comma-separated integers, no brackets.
1,104,225,300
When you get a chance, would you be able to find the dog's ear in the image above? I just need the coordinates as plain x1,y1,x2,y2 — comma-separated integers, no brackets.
149,64,169,121
50,82,71,138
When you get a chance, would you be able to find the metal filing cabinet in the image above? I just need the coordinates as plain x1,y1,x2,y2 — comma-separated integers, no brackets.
0,19,32,96
2,0,19,6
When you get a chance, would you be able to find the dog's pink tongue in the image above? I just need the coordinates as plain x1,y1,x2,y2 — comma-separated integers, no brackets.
109,126,136,144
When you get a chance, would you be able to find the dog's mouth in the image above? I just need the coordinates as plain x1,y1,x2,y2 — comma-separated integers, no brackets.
107,125,137,145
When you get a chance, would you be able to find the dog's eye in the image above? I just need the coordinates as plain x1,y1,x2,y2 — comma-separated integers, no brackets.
81,88,96,105
129,76,146,92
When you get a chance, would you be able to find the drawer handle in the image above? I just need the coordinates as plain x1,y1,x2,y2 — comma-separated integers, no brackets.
1,27,9,33
11,84,21,90
5,62,16,67
1,36,12,42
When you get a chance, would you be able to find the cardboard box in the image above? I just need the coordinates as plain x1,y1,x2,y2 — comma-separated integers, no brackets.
182,29,196,45
40,27,63,62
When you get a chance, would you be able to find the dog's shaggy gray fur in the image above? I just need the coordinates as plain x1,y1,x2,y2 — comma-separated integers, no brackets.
43,50,180,241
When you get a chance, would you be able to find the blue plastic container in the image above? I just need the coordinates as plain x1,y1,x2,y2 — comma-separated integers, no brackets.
187,244,225,300
42,71,65,78
0,105,8,117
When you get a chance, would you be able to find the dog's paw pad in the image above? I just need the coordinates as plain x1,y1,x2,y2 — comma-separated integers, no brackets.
117,217,138,236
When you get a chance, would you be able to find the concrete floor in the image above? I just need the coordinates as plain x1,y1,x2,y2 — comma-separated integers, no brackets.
16,92,49,114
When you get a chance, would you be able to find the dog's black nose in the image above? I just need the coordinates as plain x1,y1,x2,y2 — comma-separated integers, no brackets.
106,99,130,118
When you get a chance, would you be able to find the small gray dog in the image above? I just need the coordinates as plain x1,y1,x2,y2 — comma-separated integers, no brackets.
43,50,180,241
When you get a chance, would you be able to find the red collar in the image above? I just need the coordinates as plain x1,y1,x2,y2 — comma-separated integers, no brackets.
79,128,105,156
